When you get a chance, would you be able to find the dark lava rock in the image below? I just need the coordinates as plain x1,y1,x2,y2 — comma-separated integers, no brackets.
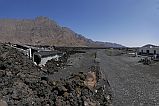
44,53,69,74
0,44,112,106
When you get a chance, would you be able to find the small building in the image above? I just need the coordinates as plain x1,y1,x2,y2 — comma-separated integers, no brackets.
11,44,38,59
33,50,64,66
138,44,159,56
9,43,65,66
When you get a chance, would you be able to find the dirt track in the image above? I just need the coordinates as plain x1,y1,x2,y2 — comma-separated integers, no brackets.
97,50,159,106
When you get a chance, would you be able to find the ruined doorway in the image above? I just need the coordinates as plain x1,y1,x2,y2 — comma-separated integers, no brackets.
146,50,149,54
34,54,41,65
141,50,143,54
154,50,156,54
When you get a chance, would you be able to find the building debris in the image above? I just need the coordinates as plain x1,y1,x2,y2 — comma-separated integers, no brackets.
138,57,152,65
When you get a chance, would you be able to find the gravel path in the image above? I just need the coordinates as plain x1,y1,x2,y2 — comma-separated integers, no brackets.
50,50,95,80
97,50,159,106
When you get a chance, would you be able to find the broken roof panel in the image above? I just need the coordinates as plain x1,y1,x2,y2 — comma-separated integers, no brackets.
34,50,63,58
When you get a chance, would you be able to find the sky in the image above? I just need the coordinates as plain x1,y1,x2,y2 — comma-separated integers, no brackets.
0,0,159,47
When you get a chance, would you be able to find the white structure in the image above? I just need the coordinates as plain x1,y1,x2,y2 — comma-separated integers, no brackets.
11,44,33,58
138,44,159,55
38,55,61,66
9,44,65,66
33,51,64,66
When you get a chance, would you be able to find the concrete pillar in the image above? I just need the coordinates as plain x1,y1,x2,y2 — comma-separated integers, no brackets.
29,48,32,59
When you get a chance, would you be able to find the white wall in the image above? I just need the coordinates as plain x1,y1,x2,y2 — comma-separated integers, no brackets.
39,55,61,66
138,47,159,54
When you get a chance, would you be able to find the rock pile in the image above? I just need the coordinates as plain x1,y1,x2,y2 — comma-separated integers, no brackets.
138,57,155,65
49,67,112,106
44,53,69,74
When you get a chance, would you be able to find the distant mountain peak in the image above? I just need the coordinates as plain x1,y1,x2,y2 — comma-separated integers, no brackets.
0,16,123,47
35,16,49,21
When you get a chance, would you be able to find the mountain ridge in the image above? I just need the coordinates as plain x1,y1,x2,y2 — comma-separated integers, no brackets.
0,16,124,47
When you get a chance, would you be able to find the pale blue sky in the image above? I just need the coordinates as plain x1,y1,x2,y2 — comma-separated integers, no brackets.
0,0,159,47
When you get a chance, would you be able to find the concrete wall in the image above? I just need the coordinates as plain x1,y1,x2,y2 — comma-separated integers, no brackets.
38,55,61,66
138,47,159,55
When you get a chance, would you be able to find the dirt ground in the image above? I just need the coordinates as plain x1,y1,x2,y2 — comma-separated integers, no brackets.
0,44,112,106
97,49,159,106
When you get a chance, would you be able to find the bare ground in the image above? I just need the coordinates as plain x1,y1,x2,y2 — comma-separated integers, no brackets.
97,50,159,106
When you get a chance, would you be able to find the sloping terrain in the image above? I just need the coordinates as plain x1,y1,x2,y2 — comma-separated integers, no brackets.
0,16,123,47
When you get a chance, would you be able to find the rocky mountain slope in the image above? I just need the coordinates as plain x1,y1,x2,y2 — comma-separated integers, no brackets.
0,16,123,47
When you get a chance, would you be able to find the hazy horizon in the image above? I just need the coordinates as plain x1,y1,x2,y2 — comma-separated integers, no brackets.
0,0,158,47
